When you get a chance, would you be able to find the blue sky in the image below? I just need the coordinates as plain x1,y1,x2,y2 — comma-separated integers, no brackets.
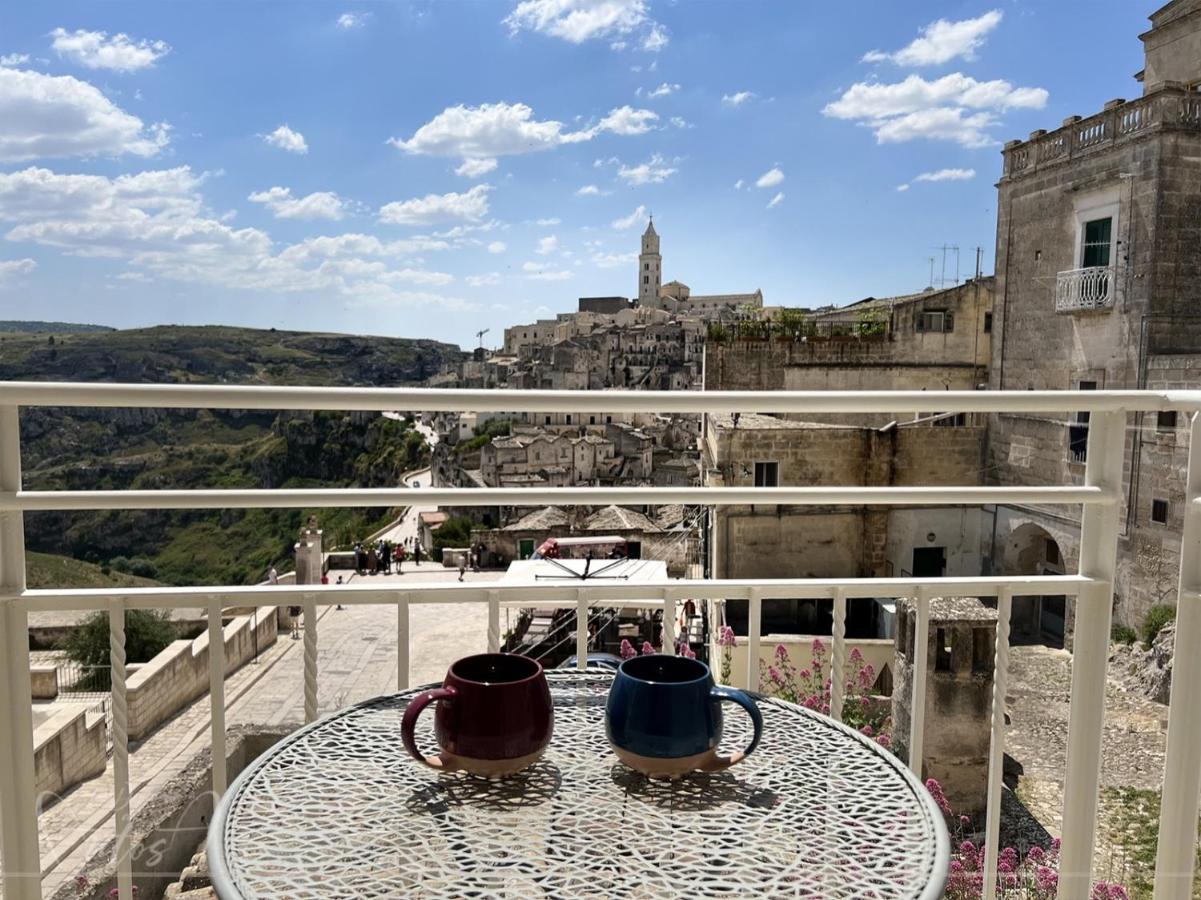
0,1,1152,348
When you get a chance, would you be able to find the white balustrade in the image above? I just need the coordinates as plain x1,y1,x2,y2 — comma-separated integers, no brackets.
1056,265,1116,312
0,383,1199,900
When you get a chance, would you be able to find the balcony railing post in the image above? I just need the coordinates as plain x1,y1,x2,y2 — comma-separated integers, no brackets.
830,587,847,722
662,589,676,656
575,589,587,671
1059,409,1125,895
206,597,227,798
908,588,931,777
0,402,40,900
1153,411,1201,900
396,594,409,691
746,587,762,691
487,590,500,654
303,593,317,723
982,587,1013,900
109,598,133,900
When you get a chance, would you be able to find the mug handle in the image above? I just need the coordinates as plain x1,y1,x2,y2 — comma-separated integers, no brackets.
400,686,457,770
703,685,764,771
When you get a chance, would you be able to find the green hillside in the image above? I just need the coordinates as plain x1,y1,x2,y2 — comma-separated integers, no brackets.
3,324,458,586
0,321,115,335
26,551,163,590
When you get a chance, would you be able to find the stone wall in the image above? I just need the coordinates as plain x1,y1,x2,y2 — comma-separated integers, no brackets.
34,706,107,804
126,609,278,741
31,664,59,699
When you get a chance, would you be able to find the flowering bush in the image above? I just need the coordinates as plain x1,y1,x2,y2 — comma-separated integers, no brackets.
927,778,1129,900
716,625,736,683
754,638,892,743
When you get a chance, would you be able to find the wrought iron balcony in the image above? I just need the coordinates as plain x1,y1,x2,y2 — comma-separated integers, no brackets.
1056,265,1115,313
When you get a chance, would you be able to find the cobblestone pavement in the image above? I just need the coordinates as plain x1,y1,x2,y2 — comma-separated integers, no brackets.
1002,643,1169,850
21,567,493,898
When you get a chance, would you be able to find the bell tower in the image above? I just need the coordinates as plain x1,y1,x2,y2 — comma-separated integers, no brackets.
638,218,661,308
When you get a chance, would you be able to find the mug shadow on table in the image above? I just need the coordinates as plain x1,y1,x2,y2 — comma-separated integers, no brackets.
404,760,564,816
609,764,779,813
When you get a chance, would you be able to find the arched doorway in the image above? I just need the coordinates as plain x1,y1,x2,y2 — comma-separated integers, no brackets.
1000,522,1067,648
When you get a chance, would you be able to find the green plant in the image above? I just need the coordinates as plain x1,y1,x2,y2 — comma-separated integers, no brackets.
63,608,176,669
706,323,730,342
776,308,808,340
1141,604,1175,649
855,309,888,337
431,515,477,561
1111,623,1137,646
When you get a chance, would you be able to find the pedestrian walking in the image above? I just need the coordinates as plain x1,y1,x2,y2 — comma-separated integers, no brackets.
367,544,378,575
395,543,405,574
287,605,302,640
268,565,278,585
458,553,466,582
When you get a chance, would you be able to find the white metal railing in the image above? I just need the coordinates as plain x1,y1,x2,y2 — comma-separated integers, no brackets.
1055,265,1116,312
2,384,1201,900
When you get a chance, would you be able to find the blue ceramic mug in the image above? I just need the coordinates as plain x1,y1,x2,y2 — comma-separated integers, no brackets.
605,654,763,778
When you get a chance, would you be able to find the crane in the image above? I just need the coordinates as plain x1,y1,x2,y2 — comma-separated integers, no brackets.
476,328,489,351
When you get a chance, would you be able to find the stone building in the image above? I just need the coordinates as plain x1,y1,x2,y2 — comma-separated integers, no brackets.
703,413,986,637
705,278,994,426
471,504,695,576
635,219,764,317
987,0,1201,642
892,596,997,812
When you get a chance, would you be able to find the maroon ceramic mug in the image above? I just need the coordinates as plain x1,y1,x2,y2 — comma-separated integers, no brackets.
400,653,554,776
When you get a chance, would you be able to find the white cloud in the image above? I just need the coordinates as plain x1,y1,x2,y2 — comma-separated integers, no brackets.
596,105,658,135
591,250,635,268
504,0,651,44
536,234,559,255
0,166,460,306
722,91,755,107
644,82,679,99
248,186,348,221
822,73,1048,148
487,240,507,253
733,179,745,190
896,183,910,192
576,184,601,196
914,167,976,182
641,24,669,52
863,11,1003,66
669,116,690,129
0,258,36,281
50,28,170,72
756,167,784,189
455,157,498,178
263,124,308,154
618,153,677,185
336,12,367,29
378,184,492,226
522,261,573,281
766,192,784,209
466,271,502,287
389,101,652,162
535,217,561,226
0,66,169,162
611,205,646,230
0,54,30,67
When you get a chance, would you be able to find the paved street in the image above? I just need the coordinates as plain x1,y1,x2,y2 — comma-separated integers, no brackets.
27,567,495,897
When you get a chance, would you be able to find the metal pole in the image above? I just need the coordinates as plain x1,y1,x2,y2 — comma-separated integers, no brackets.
487,590,500,654
109,599,133,900
1059,410,1125,895
1153,411,1201,899
746,587,762,691
982,587,1013,900
909,588,931,776
0,403,40,900
207,597,227,798
830,587,847,722
303,593,318,723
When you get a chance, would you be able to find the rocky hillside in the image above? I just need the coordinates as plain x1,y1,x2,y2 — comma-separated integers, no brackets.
1,324,461,586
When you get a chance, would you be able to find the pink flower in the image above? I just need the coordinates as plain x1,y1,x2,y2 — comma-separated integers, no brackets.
775,643,788,659
717,626,736,648
768,666,782,683
1027,845,1046,864
641,641,655,655
811,637,825,652
959,815,971,828
876,733,891,748
861,725,874,737
619,639,636,659
681,645,696,659
849,647,863,662
1035,866,1058,892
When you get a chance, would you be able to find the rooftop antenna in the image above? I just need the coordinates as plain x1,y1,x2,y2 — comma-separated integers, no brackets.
926,257,935,290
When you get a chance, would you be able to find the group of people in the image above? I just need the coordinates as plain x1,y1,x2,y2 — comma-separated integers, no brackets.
353,537,424,576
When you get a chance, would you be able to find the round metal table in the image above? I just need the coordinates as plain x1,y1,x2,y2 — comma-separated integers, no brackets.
209,671,948,899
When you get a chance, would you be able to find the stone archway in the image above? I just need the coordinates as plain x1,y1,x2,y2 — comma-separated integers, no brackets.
999,522,1067,648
